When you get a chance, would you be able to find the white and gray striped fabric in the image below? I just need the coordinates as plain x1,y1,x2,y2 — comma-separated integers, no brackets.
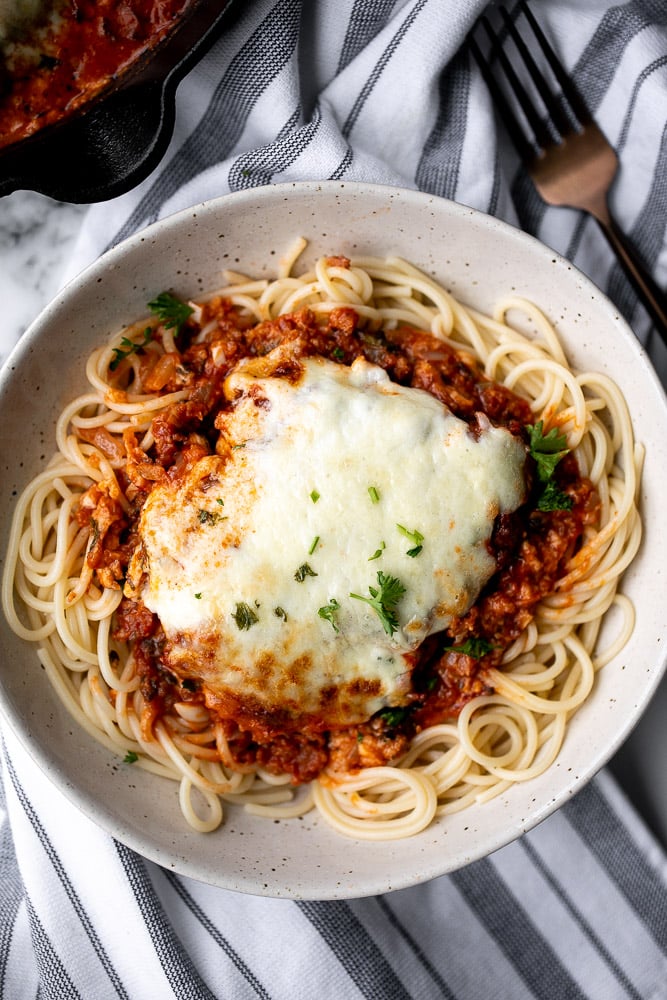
2,1,667,997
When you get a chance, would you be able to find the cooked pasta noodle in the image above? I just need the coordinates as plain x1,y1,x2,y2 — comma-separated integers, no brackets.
1,250,642,840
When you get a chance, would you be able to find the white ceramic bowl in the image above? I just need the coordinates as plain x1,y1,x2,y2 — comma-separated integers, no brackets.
1,182,666,899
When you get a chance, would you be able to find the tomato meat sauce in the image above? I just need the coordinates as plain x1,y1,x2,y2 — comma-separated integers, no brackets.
0,0,194,148
79,287,599,784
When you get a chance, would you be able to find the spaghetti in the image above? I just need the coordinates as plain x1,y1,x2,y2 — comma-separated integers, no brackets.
2,247,642,840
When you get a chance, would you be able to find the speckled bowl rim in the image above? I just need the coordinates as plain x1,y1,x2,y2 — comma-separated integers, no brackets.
1,181,666,899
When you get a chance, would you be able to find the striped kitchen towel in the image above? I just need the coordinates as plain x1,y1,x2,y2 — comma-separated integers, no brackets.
1,1,667,998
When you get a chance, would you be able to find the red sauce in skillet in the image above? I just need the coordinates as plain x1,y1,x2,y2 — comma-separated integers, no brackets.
0,0,195,148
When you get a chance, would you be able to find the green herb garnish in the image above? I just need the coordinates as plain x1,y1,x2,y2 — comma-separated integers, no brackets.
123,751,139,764
274,606,288,621
446,637,495,658
527,421,573,511
368,486,380,504
377,706,409,728
368,541,386,561
148,291,194,334
350,571,406,636
194,592,202,599
233,602,259,630
396,523,424,557
310,489,320,503
308,536,320,555
536,480,573,512
318,598,341,632
295,563,318,582
110,327,153,371
198,508,226,525
527,421,569,482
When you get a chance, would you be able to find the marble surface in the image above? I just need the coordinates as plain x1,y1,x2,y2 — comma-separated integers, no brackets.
0,190,87,366
1,187,666,851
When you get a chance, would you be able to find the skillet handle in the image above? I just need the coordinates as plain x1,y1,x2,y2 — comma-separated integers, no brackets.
0,80,170,204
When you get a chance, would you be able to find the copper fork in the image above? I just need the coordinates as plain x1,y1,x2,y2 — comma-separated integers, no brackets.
469,0,667,346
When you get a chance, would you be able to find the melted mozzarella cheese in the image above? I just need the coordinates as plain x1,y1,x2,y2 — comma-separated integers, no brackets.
136,353,526,725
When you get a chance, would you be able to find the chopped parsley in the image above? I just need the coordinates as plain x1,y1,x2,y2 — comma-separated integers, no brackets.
377,706,410,728
295,562,318,582
446,636,495,658
368,540,386,561
148,291,194,334
274,606,288,621
396,523,424,557
310,489,320,503
123,751,139,764
198,508,226,525
308,535,320,555
537,479,573,512
110,327,153,371
350,571,406,636
527,421,569,482
233,602,259,630
527,421,573,511
318,598,341,632
368,485,381,504
194,592,202,600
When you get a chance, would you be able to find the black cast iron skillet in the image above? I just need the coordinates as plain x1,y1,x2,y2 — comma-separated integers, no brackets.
0,0,238,203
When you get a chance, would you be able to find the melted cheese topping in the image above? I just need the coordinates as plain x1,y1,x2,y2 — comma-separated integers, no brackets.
136,353,526,726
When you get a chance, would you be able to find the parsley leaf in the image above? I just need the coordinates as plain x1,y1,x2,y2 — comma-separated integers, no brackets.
123,750,139,764
295,563,318,582
350,571,406,636
318,598,341,632
536,480,574,512
110,327,153,371
148,291,194,334
527,421,569,483
377,706,410,728
198,508,226,525
446,637,495,658
368,540,386,561
396,523,424,557
368,486,380,504
233,602,259,630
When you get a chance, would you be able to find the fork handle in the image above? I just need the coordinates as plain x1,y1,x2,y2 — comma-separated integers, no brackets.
595,214,667,347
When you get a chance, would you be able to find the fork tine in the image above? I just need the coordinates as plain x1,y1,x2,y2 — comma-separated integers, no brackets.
468,30,535,163
497,5,572,139
479,13,553,153
518,0,590,126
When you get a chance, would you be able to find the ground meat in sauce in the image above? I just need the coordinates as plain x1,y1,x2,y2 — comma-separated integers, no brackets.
95,294,598,784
